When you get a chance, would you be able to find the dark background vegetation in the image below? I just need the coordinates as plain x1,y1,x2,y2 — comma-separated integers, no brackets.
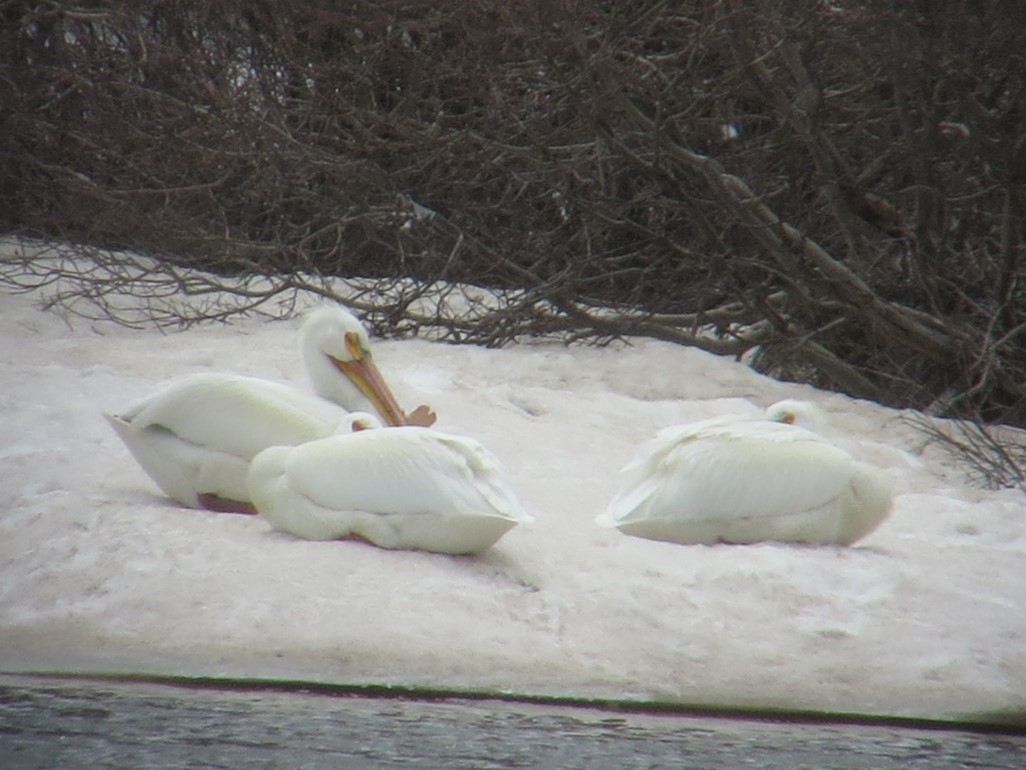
1,1,1024,457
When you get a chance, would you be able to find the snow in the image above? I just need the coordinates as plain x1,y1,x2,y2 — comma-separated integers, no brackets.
2,245,1025,724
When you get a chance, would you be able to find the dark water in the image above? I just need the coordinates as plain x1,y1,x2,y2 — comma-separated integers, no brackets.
1,675,1024,769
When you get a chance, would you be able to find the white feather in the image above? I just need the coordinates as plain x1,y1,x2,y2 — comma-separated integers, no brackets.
598,400,893,546
248,427,532,554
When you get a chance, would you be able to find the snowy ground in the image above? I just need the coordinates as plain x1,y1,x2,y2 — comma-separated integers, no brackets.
2,245,1024,724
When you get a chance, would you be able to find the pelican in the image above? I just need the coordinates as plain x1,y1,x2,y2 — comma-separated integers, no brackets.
106,304,435,514
597,400,893,546
247,418,531,555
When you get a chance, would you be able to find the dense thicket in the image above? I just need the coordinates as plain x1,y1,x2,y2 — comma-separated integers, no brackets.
2,0,1024,430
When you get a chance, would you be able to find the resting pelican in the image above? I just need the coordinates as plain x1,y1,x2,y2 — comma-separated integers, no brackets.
597,400,892,546
247,418,531,555
106,304,435,514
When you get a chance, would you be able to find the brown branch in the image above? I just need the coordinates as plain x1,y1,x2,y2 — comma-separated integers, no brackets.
605,90,969,363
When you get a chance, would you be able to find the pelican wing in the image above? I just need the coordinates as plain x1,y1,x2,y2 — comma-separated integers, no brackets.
605,422,856,526
283,428,525,521
118,373,347,459
248,427,529,552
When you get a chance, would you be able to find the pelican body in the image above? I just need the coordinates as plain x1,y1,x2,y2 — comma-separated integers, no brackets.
106,304,434,513
598,401,892,546
247,425,531,554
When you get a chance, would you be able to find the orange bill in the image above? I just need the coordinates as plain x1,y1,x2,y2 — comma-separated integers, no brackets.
405,404,437,427
331,334,410,426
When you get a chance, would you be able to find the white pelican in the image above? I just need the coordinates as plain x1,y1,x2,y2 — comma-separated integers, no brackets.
597,400,893,546
247,418,531,555
106,304,435,514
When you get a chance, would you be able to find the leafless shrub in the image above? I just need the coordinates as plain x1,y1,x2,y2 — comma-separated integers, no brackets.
908,412,1026,493
1,0,1024,485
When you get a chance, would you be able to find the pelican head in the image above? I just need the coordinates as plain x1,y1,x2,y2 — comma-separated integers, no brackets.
764,399,826,431
300,304,410,427
341,411,384,433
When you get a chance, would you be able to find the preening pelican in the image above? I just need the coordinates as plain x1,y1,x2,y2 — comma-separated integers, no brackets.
597,400,893,546
106,304,435,514
247,422,531,555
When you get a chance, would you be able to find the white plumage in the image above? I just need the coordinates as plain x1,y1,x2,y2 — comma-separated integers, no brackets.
247,423,531,555
106,304,433,513
597,400,893,546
